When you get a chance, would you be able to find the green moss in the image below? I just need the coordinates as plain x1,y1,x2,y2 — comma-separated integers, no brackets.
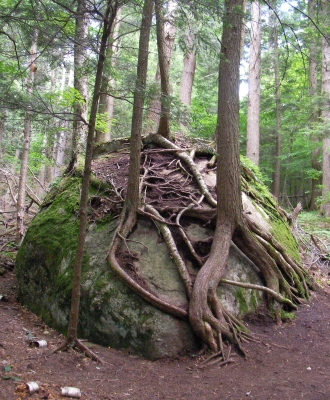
240,155,300,263
269,218,300,262
234,288,249,315
15,176,90,329
280,310,296,322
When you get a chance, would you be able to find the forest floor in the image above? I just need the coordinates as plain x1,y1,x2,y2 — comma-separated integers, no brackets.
1,229,330,400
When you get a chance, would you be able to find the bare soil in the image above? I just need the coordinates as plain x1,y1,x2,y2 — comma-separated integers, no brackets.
1,262,330,400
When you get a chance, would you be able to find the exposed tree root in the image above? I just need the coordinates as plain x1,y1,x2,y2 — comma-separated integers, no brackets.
104,136,310,363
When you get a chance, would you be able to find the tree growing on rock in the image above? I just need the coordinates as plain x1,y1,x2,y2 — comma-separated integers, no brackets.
106,0,310,364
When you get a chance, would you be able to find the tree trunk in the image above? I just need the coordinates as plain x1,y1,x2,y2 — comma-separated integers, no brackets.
54,66,71,177
71,0,89,166
179,29,196,107
96,9,122,143
246,0,261,165
65,1,118,351
125,0,153,217
16,29,38,245
271,15,281,200
144,0,176,136
189,0,245,351
179,27,196,130
0,109,6,161
321,0,330,216
308,0,321,210
154,0,173,139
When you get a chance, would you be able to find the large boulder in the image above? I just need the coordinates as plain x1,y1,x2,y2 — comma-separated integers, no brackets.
15,145,299,359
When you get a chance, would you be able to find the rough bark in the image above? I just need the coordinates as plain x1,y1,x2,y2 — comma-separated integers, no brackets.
246,0,261,166
179,29,196,107
155,0,172,139
0,109,6,161
308,0,322,210
96,8,121,143
16,28,38,245
144,0,176,136
271,14,281,200
52,1,119,362
71,0,89,165
189,0,245,352
107,0,158,310
321,0,330,216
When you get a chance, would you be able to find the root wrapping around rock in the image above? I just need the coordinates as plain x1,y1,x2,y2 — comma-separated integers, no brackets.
103,136,311,360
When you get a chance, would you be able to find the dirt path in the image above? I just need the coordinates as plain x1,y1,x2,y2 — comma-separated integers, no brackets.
1,265,330,400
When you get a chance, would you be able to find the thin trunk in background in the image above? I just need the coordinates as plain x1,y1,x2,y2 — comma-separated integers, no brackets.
96,8,121,143
16,29,38,245
321,0,330,216
54,66,71,177
179,27,196,129
179,29,196,107
308,0,321,210
71,0,89,165
246,0,261,165
0,109,6,160
155,0,173,138
144,0,176,136
271,14,281,199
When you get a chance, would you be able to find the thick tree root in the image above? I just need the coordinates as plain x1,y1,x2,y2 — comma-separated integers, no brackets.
104,136,310,363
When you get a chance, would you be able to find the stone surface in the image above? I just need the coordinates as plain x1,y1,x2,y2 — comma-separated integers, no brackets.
15,156,296,359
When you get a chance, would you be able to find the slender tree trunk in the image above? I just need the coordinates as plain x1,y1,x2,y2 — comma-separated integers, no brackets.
71,0,89,165
0,109,6,161
246,0,261,165
54,66,70,177
179,27,196,130
321,0,330,215
66,1,118,346
179,29,196,107
308,0,321,210
96,8,121,143
16,29,38,245
154,0,174,139
271,16,281,199
124,0,153,221
144,0,176,136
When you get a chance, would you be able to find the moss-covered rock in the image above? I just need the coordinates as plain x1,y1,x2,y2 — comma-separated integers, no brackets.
15,148,300,359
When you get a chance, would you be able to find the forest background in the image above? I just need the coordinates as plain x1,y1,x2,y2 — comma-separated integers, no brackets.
1,0,330,238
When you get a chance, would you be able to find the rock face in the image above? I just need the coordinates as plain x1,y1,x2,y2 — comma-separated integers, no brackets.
15,151,299,360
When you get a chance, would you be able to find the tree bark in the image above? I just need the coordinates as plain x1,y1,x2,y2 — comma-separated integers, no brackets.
0,109,6,161
125,0,153,221
96,8,122,143
179,29,196,107
66,0,118,347
16,28,38,245
271,14,281,200
189,0,245,351
321,0,330,216
71,0,89,165
144,0,176,136
246,0,261,165
308,0,322,210
154,0,173,139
